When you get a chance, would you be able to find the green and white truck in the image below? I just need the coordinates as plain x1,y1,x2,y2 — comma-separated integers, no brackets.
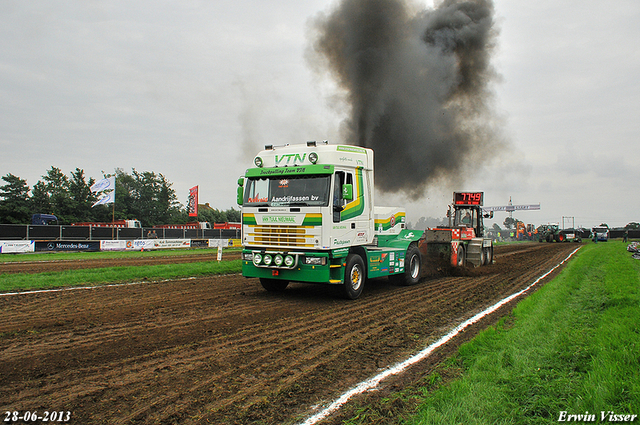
237,141,423,299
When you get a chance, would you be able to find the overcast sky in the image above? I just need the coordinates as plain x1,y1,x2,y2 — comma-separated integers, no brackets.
1,0,638,228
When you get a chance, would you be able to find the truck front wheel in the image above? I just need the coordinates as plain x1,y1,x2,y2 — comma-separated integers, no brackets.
342,254,365,300
389,245,421,286
260,278,289,292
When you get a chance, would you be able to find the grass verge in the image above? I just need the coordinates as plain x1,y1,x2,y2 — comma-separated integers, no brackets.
339,241,639,424
0,260,242,293
0,248,240,262
401,241,640,424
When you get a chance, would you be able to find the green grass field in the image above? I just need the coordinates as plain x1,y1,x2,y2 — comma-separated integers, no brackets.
0,247,240,262
402,240,640,424
0,250,242,293
340,241,639,424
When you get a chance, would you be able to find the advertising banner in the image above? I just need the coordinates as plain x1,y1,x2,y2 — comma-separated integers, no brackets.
150,239,191,249
190,239,209,248
208,238,241,248
35,241,100,252
208,239,229,248
127,240,156,251
0,240,35,254
100,240,157,251
100,240,126,251
188,186,198,217
90,176,115,193
91,176,116,207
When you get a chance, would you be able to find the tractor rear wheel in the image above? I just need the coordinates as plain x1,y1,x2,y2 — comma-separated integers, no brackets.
456,244,465,267
484,246,493,265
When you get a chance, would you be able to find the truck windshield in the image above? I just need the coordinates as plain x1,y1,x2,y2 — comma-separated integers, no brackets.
244,175,331,207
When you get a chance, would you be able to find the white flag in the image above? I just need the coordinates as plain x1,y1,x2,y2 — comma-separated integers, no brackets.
92,191,115,207
90,176,115,193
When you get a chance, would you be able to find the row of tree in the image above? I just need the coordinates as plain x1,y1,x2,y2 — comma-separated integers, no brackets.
0,168,239,227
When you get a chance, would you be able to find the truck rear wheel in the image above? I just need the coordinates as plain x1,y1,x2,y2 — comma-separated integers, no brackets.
342,254,365,300
260,278,289,292
389,245,421,286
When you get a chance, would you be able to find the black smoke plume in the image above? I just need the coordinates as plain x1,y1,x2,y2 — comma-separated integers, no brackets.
308,0,504,196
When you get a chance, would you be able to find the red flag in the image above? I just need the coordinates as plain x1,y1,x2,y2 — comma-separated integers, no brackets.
188,186,198,217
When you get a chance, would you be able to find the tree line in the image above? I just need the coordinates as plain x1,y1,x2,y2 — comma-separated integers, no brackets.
0,167,239,227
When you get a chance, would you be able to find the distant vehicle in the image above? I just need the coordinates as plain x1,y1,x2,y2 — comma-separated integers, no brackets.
153,222,212,230
31,214,58,225
151,222,241,230
537,223,581,243
71,220,141,228
592,226,609,242
213,222,241,230
537,223,562,242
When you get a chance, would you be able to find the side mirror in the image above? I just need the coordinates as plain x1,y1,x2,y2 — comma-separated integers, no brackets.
342,183,353,201
237,177,244,205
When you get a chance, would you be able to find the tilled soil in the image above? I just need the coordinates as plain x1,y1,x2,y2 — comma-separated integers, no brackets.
0,243,580,425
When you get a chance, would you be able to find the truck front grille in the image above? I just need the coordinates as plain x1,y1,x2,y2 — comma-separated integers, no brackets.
246,225,316,248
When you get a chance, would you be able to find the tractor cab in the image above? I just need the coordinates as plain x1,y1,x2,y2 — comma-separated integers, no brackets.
449,192,493,238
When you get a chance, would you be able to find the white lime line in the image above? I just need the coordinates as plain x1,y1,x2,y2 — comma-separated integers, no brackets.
299,246,582,425
0,272,243,298
0,277,199,297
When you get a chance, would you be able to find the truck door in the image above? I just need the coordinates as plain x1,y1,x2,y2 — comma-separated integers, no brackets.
333,171,347,223
332,168,367,247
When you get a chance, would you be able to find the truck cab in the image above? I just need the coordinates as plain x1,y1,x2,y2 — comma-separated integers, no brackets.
592,226,609,242
240,142,374,249
31,214,58,225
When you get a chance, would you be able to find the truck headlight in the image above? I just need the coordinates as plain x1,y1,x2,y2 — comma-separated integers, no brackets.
263,254,273,266
253,253,262,265
243,252,254,261
284,255,295,267
274,254,284,266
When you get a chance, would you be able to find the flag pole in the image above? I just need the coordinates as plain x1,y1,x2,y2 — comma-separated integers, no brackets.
112,201,115,240
111,178,116,240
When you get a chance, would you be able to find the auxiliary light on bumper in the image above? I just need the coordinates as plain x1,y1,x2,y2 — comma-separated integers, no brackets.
248,251,299,269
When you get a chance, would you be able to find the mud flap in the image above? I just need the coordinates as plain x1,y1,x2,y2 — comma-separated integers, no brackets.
451,241,460,266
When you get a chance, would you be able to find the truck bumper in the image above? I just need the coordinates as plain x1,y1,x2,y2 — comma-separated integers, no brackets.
241,249,342,284
242,260,335,283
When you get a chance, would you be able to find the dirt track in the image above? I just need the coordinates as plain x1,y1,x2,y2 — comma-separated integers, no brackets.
0,243,580,424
